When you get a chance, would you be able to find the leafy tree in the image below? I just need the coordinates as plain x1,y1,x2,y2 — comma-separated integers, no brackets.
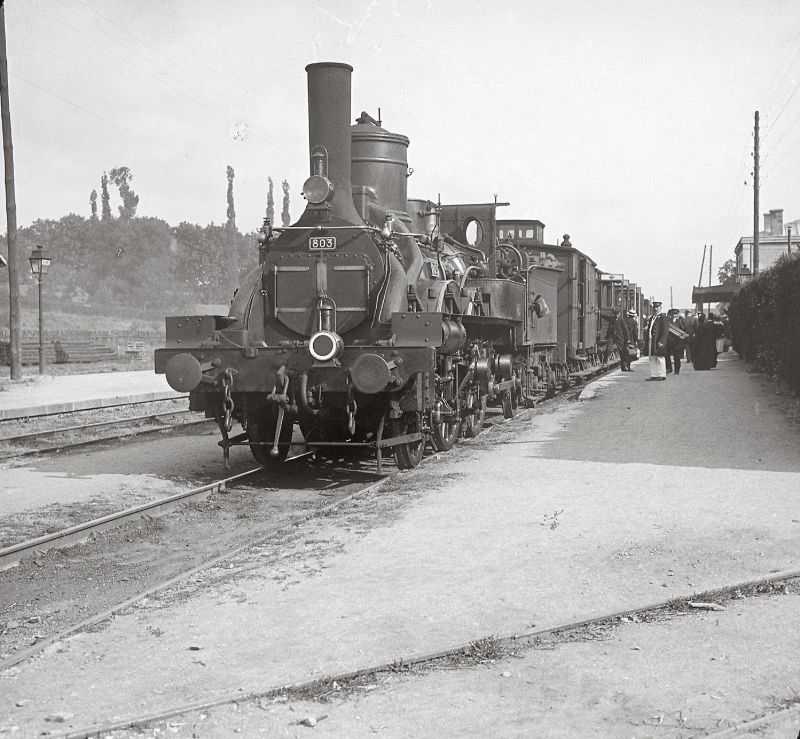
1,210,260,328
226,165,236,229
266,177,274,223
100,173,112,221
89,189,98,220
109,166,139,219
281,179,291,226
717,259,738,286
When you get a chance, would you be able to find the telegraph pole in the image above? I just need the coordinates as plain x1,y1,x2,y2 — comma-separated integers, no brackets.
753,110,760,274
708,244,713,286
0,0,21,379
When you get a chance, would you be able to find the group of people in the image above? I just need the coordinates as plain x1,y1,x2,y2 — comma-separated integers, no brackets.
605,302,726,380
644,301,724,379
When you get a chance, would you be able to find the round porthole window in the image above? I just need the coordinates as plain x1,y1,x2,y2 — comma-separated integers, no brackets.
464,218,485,248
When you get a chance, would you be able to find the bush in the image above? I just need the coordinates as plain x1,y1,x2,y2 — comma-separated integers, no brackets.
729,254,800,392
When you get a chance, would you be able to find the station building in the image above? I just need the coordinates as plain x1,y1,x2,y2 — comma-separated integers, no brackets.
734,208,800,280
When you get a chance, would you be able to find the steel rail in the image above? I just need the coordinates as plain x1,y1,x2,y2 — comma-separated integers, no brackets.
0,468,263,571
0,408,201,443
52,567,800,739
0,415,213,461
0,394,188,422
0,471,393,673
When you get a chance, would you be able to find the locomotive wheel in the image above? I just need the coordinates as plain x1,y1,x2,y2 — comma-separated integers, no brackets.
248,407,293,467
461,391,486,438
430,412,459,452
393,415,424,470
431,370,459,452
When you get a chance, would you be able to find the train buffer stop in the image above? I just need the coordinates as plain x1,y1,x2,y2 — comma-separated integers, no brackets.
1,351,800,737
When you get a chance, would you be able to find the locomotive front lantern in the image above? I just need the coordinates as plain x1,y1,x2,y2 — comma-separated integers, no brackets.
309,329,344,362
302,174,334,204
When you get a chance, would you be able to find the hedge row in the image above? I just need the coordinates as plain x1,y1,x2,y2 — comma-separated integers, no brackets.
728,253,800,392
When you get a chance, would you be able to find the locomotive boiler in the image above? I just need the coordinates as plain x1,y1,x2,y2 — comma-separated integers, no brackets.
155,62,554,470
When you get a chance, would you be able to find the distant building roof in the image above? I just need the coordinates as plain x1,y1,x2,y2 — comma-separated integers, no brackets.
692,284,741,304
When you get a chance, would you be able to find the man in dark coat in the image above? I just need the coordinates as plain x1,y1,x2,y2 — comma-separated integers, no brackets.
645,300,669,380
665,308,689,375
603,309,621,365
614,309,634,371
683,310,697,364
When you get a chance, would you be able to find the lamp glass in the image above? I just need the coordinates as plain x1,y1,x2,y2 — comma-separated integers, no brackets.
29,247,50,276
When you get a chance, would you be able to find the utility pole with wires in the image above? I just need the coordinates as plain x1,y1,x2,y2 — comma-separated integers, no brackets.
0,0,21,379
753,110,760,274
708,244,713,286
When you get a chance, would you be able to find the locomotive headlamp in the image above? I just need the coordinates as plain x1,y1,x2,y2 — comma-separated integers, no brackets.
309,329,344,362
302,174,334,205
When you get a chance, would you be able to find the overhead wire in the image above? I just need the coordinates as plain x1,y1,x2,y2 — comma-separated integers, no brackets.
759,32,800,167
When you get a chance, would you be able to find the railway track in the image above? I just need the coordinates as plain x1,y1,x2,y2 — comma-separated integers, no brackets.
0,382,553,673
0,468,263,571
0,365,614,677
0,460,395,672
1,364,596,572
47,568,800,739
0,406,212,460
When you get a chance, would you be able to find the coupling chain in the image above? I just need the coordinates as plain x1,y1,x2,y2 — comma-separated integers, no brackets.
221,368,235,433
347,398,358,435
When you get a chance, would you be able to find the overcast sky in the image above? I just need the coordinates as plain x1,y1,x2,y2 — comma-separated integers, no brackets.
3,0,800,306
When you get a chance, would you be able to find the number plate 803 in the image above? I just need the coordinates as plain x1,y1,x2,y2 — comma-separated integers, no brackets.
308,236,336,251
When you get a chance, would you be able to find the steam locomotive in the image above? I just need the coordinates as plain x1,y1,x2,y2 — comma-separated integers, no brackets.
155,62,645,471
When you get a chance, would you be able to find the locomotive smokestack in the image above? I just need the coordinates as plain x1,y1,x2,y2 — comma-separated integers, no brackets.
304,62,361,222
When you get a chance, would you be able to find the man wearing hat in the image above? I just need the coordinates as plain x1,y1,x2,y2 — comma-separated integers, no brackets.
625,309,640,366
645,301,669,380
665,308,689,375
613,307,636,371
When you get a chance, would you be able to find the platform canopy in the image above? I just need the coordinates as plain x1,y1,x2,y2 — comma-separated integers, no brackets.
692,283,741,306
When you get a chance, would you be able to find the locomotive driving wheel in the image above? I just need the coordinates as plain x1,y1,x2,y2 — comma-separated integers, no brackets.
431,410,459,451
430,371,459,452
460,389,486,438
393,413,424,470
247,406,293,467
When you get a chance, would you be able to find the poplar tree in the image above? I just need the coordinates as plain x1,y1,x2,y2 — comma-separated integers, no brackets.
226,165,236,229
89,189,98,220
109,166,139,219
281,179,290,226
100,173,112,221
266,177,274,223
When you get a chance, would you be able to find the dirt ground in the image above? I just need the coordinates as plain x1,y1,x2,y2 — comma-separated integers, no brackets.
0,425,386,666
1,354,799,738
96,582,800,739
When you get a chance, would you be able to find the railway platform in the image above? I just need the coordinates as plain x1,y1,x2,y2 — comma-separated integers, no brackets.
2,350,800,736
0,370,181,420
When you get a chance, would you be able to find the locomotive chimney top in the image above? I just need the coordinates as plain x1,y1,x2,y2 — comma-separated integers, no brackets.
305,61,354,73
303,62,361,223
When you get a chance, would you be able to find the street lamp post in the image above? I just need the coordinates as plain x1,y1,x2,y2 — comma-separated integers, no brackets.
28,245,50,374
